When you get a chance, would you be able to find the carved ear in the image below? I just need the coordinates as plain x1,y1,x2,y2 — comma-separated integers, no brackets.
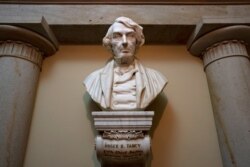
102,37,109,47
136,40,141,47
138,35,145,46
135,34,145,47
103,37,112,51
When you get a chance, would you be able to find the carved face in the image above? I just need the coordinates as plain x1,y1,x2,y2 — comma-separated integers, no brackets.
111,22,137,64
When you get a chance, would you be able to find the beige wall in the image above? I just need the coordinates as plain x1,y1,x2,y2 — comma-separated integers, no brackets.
24,45,223,167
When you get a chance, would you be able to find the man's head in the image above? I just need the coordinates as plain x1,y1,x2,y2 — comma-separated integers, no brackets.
103,17,145,64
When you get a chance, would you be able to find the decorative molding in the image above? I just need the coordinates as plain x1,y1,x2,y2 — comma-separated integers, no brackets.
0,40,43,68
203,40,249,70
92,111,154,131
103,130,144,140
203,40,249,68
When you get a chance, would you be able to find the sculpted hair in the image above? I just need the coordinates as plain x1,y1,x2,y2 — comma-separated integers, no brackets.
103,16,145,52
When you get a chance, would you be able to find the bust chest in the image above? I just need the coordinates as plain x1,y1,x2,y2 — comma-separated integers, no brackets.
111,67,137,110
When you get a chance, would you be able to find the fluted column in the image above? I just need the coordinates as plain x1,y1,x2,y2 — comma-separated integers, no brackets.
188,25,250,167
0,25,58,167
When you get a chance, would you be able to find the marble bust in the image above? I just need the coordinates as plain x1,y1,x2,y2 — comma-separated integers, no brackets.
84,16,167,111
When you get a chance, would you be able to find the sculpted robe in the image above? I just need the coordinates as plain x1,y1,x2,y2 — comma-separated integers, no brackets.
83,59,167,110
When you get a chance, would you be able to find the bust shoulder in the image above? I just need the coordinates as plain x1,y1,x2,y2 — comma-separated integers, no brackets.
146,67,167,83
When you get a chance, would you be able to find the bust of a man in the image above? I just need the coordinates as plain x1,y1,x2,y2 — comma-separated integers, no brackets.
84,16,167,111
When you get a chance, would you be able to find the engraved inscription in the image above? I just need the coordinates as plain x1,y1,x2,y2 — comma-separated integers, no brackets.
102,140,144,161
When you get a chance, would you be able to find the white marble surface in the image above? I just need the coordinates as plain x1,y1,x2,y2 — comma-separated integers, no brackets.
84,17,167,111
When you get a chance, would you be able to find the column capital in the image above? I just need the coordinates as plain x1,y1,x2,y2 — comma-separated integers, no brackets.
0,41,44,68
0,17,58,57
187,17,250,57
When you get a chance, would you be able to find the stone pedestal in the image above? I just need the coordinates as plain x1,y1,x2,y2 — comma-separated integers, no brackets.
188,22,250,167
0,23,58,167
92,111,154,167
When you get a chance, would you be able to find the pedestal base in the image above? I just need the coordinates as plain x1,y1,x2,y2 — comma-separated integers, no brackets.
92,111,154,167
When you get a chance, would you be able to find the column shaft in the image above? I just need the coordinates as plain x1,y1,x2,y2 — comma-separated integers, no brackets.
204,40,250,167
0,41,43,167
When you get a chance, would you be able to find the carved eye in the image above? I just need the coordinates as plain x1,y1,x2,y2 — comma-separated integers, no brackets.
127,32,135,38
112,33,122,39
126,32,136,41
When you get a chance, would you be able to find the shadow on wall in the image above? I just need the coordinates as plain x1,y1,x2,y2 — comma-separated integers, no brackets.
146,92,168,137
83,93,101,167
146,92,168,167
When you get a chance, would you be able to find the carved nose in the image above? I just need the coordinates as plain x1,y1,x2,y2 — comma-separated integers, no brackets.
122,35,128,47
